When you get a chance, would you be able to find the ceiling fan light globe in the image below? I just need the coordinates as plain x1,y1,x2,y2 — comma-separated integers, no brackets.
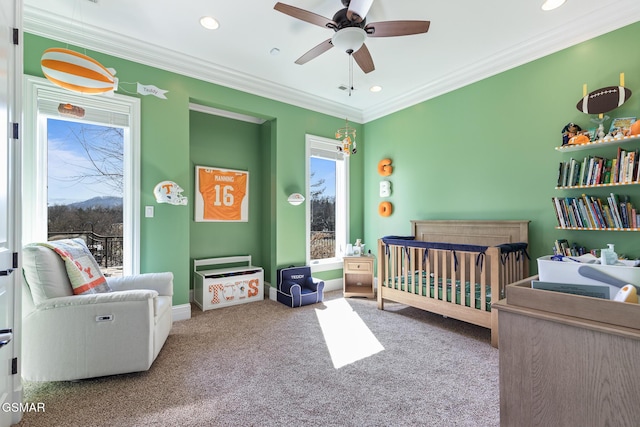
332,27,367,53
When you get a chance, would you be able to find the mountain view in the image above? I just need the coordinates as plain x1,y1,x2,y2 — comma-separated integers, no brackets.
48,196,124,238
67,196,123,209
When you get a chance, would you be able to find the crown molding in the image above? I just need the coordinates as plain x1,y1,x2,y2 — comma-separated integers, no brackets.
24,4,640,124
189,103,267,125
23,6,366,123
362,4,640,122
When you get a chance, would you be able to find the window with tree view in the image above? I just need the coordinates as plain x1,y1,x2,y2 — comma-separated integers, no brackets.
307,134,348,264
47,119,125,276
24,77,140,276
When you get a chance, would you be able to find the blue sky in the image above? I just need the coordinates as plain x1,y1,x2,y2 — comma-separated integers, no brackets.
310,157,336,199
47,118,123,205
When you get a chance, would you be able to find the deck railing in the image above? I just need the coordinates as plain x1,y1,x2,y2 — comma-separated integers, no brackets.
310,231,335,260
48,231,123,270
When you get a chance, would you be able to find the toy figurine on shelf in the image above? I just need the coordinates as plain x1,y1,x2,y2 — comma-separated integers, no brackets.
561,122,581,145
613,127,626,139
561,122,590,145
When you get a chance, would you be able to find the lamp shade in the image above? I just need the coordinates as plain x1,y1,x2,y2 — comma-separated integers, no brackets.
41,48,118,95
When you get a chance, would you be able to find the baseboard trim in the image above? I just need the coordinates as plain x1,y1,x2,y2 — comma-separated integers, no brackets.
172,303,191,321
185,279,341,310
323,278,343,293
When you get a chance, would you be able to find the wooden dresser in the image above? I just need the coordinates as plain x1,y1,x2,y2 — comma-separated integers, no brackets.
494,289,640,427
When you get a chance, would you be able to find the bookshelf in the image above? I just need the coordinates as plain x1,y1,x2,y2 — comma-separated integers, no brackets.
553,135,640,231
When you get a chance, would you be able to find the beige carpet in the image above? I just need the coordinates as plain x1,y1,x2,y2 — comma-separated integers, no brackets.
18,291,500,426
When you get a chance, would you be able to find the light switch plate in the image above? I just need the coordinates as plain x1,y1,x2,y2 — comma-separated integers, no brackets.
145,206,154,218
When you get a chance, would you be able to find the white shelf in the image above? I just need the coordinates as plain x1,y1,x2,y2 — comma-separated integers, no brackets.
555,134,640,152
555,226,640,232
555,181,640,189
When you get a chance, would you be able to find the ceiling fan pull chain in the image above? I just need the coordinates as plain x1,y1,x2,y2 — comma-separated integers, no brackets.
349,53,353,96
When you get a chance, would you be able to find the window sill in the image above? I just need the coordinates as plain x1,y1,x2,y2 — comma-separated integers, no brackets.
309,258,343,273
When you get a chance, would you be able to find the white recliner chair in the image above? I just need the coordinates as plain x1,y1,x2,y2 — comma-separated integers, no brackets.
21,239,173,382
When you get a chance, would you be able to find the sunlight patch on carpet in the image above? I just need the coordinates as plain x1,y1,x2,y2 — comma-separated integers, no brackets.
315,298,384,369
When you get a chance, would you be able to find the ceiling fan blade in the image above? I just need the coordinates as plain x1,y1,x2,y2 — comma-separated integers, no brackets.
274,2,336,29
365,20,431,37
347,0,374,23
295,39,334,65
352,43,375,74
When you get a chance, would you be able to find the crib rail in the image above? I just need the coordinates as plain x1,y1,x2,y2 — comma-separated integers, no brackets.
376,238,529,343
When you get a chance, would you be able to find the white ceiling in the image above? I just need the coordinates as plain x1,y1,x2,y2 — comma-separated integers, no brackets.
23,0,640,123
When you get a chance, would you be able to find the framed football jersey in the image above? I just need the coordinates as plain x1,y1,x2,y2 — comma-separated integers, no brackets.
195,165,249,222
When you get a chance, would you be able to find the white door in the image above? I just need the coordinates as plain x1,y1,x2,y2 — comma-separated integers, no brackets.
0,0,21,426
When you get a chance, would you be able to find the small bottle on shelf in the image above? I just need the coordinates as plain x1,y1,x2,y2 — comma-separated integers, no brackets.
600,244,618,265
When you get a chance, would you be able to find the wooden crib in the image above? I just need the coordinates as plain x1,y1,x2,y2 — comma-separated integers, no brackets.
377,220,529,347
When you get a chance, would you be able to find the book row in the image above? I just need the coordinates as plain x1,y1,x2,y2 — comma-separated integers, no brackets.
552,193,639,230
557,147,639,187
553,239,588,256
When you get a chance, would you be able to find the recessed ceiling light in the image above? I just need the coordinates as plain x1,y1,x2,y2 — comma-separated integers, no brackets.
200,16,219,30
370,85,382,93
270,48,280,56
541,0,566,11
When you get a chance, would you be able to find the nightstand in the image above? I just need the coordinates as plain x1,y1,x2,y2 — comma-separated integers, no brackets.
343,256,375,298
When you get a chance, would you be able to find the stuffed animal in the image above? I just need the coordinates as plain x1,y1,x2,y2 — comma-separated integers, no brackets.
561,122,582,145
569,133,590,145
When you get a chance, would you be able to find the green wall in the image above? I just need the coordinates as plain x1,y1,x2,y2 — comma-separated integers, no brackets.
24,33,365,306
189,111,265,267
363,22,640,271
23,21,640,307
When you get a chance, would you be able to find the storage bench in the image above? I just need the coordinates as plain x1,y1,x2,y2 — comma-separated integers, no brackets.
193,256,264,311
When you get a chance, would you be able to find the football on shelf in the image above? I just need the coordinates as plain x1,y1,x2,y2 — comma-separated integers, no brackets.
576,86,632,114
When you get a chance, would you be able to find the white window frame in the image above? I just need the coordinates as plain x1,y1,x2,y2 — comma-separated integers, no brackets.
305,133,349,271
23,75,141,274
